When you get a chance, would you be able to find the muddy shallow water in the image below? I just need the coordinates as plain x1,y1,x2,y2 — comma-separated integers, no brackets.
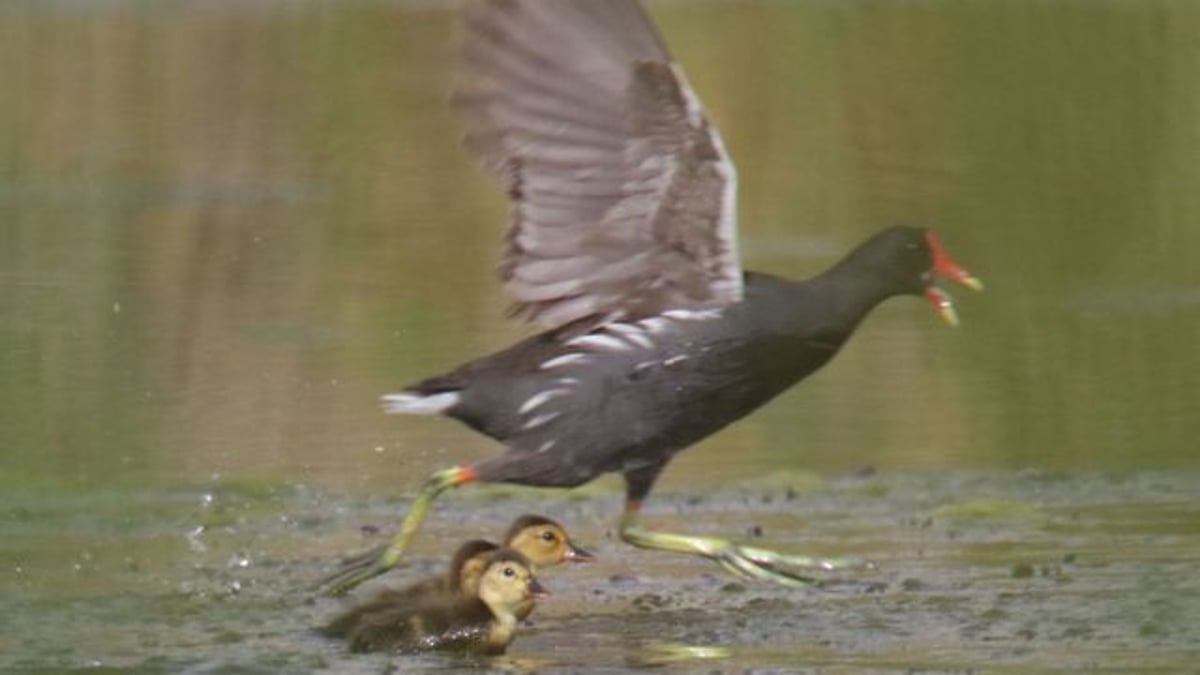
6,469,1197,673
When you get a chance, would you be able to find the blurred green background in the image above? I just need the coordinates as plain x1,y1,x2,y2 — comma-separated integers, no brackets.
3,1,1197,496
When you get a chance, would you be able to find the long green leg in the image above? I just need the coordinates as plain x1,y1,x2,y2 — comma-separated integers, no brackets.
316,466,474,596
617,501,868,587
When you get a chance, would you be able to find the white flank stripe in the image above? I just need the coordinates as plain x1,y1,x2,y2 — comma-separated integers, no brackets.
637,317,672,334
523,411,562,431
632,360,658,373
539,353,590,370
380,391,459,415
606,323,655,349
518,388,570,415
662,308,722,321
663,354,689,367
566,333,630,351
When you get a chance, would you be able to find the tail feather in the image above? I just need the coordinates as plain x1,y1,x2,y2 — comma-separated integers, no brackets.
380,391,460,415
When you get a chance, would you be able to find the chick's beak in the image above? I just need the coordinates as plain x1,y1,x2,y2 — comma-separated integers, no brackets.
528,577,549,600
564,541,594,562
923,231,983,326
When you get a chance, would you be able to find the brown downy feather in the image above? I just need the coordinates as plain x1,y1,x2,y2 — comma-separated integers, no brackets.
322,539,497,639
340,548,545,654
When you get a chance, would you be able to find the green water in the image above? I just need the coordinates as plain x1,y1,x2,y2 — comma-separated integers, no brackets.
2,1,1198,671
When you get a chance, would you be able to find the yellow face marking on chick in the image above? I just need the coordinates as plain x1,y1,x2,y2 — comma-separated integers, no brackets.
477,558,539,630
509,524,568,566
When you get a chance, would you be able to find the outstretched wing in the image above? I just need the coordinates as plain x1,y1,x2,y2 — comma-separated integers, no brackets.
458,0,743,328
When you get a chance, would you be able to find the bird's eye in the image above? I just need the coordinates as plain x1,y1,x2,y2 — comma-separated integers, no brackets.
540,530,557,542
503,566,515,578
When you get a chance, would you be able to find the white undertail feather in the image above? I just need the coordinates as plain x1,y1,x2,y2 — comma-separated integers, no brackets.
380,391,460,415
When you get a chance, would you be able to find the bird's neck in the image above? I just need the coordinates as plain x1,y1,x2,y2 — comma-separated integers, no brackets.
802,257,907,330
483,603,519,648
743,270,892,341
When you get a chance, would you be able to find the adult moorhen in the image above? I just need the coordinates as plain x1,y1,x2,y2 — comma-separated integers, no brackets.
319,0,980,594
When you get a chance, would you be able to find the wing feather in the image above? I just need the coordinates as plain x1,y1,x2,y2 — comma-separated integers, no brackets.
459,0,743,327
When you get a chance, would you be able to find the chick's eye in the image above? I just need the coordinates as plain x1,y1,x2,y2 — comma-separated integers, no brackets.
540,530,557,542
503,566,515,578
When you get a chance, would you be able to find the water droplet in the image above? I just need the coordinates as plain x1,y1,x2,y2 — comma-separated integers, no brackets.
186,525,207,554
